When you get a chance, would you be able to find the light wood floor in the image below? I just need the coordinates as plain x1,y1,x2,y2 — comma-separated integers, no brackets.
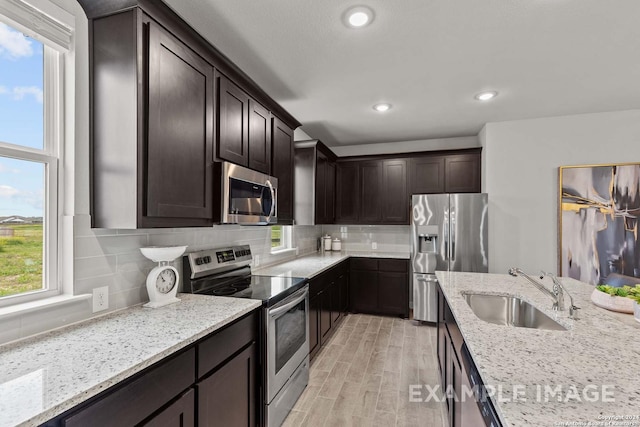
283,314,447,427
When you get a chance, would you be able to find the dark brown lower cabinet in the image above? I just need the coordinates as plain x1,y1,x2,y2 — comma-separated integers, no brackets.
437,284,471,427
143,389,195,427
309,294,320,359
349,258,409,317
52,311,258,427
320,285,333,341
308,260,349,360
197,343,256,427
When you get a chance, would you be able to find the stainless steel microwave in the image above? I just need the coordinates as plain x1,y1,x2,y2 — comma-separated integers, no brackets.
221,162,278,225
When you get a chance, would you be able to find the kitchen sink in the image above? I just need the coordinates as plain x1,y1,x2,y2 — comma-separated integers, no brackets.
462,292,567,331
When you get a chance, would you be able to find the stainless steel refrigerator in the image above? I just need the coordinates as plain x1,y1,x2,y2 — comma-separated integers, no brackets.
411,194,488,322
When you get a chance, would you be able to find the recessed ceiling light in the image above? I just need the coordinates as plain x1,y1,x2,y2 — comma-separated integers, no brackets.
373,103,391,112
343,6,374,28
475,91,498,101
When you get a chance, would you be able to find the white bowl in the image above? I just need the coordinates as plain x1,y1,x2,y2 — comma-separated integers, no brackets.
140,246,187,262
590,288,635,314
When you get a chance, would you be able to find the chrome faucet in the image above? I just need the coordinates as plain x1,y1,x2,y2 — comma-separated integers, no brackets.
540,271,580,319
508,267,561,310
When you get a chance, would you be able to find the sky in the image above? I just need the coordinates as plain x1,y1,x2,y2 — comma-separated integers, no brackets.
0,21,44,218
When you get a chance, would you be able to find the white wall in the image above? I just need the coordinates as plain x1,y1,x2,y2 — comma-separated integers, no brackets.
482,109,640,275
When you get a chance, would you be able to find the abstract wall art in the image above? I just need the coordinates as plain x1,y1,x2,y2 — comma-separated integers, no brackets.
559,163,640,285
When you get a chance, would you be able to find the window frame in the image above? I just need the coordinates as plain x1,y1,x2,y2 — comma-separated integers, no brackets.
270,225,292,253
0,4,69,308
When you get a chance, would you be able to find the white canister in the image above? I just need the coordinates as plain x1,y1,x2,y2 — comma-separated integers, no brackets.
331,238,342,252
323,235,332,251
634,301,640,323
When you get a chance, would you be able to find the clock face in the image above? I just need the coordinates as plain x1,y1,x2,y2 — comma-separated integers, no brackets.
155,268,177,294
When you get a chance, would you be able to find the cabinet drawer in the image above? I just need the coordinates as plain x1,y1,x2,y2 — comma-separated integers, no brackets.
197,311,257,379
378,259,408,272
351,258,378,271
64,348,195,427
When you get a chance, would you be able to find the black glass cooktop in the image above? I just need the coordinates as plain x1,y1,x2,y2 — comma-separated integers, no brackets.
188,274,307,307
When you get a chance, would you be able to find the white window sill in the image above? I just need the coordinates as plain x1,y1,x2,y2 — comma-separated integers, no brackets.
0,294,91,320
270,247,298,256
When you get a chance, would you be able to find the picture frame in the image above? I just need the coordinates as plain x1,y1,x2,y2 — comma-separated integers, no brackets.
558,162,640,285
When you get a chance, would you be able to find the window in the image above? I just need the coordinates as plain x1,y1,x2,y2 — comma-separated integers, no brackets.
271,225,292,252
0,0,72,307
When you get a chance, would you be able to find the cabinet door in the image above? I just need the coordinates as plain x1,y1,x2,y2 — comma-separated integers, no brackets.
315,152,328,223
309,295,320,359
338,273,349,313
410,156,445,194
146,22,214,222
335,162,359,223
248,99,271,174
359,161,383,224
271,118,294,222
382,159,409,224
378,271,408,317
320,286,333,343
331,278,341,324
197,343,256,427
218,74,249,167
445,153,481,193
142,388,195,427
326,161,336,223
349,270,378,313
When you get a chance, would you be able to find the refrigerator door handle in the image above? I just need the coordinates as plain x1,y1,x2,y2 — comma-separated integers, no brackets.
451,210,456,262
443,218,449,261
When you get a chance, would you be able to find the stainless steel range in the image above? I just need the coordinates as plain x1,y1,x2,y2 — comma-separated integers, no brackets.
182,245,309,427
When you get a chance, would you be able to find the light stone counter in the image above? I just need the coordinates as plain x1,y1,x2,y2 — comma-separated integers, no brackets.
253,250,410,279
0,294,261,427
435,271,640,427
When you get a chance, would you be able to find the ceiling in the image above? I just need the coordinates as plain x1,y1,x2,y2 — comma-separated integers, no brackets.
163,0,640,147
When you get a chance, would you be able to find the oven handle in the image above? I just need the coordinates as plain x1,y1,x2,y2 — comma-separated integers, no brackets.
269,288,308,319
265,179,275,220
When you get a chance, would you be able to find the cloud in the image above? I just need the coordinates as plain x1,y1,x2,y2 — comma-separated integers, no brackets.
0,85,43,104
11,86,43,103
0,23,34,60
0,185,19,197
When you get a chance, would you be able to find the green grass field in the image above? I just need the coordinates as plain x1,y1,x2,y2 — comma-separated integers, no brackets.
0,224,43,297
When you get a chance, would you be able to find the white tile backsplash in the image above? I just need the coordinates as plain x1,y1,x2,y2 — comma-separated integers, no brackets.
2,219,410,346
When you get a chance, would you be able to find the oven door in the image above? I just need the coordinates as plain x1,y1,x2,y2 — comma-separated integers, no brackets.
266,286,309,402
222,162,277,225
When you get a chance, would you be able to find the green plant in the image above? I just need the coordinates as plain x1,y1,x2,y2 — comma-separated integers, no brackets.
596,284,640,300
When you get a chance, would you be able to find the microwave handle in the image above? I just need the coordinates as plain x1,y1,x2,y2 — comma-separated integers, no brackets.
265,179,275,220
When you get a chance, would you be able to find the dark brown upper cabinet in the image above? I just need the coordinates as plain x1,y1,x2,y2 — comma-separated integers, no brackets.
271,117,294,223
335,158,409,225
248,100,272,174
410,156,445,194
217,74,272,174
217,74,250,168
293,140,337,225
444,152,481,193
409,148,481,195
382,159,409,224
335,162,360,223
80,0,300,228
91,10,216,228
358,161,383,224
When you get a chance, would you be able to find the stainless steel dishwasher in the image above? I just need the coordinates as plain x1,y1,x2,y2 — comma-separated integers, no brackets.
461,342,502,427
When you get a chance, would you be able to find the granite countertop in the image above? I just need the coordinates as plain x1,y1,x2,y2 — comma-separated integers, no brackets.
253,250,410,279
0,295,261,427
435,271,640,427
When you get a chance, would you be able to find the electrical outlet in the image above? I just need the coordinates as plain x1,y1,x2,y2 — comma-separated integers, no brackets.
254,255,260,267
92,286,109,313
372,242,378,250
